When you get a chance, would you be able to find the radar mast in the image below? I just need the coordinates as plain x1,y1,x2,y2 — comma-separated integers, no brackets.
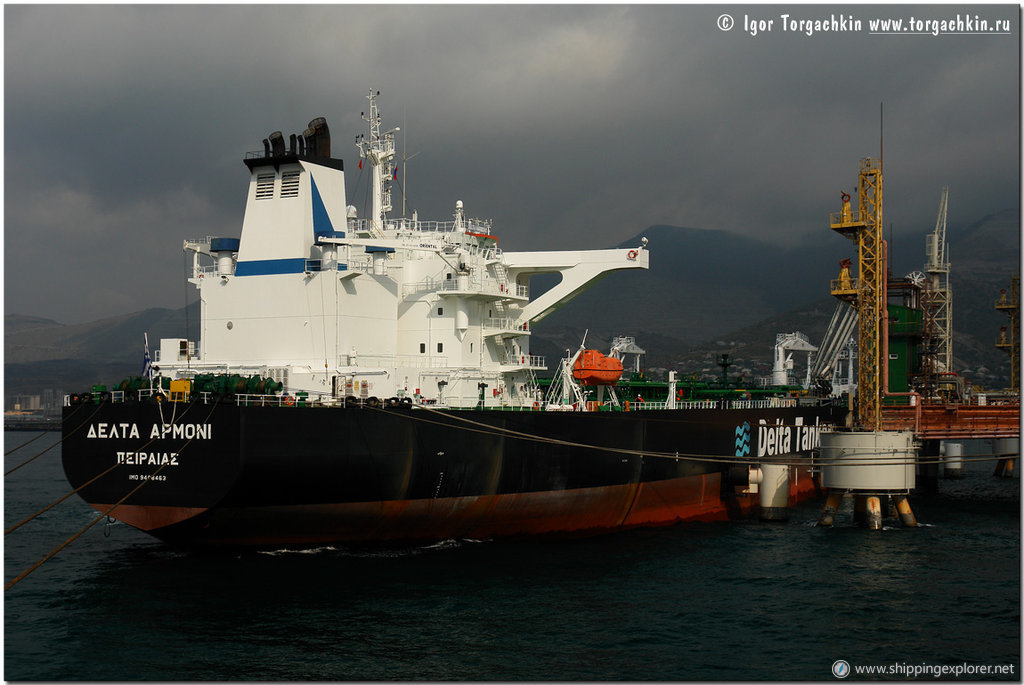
356,90,399,237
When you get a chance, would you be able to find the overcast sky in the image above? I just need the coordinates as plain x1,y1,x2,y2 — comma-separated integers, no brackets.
4,4,1020,324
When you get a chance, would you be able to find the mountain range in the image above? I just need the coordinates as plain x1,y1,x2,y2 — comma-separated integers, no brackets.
531,208,1019,387
5,208,1019,399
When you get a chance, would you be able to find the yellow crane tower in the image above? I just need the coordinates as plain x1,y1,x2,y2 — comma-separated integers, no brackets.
829,158,885,430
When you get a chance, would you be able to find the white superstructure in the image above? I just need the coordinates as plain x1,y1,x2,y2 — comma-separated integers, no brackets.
156,92,649,407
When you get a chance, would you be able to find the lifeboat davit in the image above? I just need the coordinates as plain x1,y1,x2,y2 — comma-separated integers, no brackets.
572,350,624,386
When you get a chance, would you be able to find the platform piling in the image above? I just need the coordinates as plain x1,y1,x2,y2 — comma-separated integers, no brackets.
866,496,882,530
817,491,843,527
895,496,918,527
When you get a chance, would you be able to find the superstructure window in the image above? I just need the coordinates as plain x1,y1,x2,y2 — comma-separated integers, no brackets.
280,171,300,198
255,174,275,200
437,307,444,316
419,343,426,354
437,343,444,353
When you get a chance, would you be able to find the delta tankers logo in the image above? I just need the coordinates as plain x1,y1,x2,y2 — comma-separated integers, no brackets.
735,417,824,458
734,421,751,457
754,417,827,457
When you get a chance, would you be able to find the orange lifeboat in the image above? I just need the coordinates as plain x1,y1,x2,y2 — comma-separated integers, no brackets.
572,350,624,386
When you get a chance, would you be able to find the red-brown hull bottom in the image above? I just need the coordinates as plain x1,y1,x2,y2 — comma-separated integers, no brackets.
90,466,823,547
67,401,844,547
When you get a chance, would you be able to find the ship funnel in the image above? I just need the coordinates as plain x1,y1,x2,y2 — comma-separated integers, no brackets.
269,131,285,157
303,117,331,158
289,133,297,155
262,138,271,157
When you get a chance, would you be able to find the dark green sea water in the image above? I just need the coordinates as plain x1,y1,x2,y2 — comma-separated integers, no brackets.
4,431,1020,681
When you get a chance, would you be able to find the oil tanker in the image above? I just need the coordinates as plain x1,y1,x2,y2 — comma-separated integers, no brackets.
61,91,846,546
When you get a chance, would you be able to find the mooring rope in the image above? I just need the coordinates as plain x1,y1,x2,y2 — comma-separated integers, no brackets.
6,393,201,479
7,397,1015,590
5,425,56,455
4,432,61,471
5,398,205,536
4,403,107,476
4,399,219,590
6,462,122,537
377,405,1016,468
368,405,794,465
5,402,89,456
390,405,820,465
4,460,174,591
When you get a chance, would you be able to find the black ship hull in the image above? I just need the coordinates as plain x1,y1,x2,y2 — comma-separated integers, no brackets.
62,400,845,546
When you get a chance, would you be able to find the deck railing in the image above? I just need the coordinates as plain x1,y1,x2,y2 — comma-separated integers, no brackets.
65,389,842,411
484,317,529,332
403,277,528,300
503,354,546,370
347,217,493,235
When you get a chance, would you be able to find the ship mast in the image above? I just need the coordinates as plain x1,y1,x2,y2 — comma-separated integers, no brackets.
356,89,399,236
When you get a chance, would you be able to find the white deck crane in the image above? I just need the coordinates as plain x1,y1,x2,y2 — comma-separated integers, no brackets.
772,332,818,386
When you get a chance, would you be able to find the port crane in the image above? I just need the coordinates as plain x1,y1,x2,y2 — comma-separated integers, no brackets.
818,160,1018,528
825,165,1017,438
829,159,885,430
995,275,1019,391
919,186,953,393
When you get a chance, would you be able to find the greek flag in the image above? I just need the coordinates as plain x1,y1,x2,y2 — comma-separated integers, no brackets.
142,334,152,379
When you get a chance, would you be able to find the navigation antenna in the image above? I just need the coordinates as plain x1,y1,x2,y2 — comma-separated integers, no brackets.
356,90,399,237
400,106,421,218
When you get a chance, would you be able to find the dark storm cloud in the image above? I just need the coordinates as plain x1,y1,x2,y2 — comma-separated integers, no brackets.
4,4,1019,323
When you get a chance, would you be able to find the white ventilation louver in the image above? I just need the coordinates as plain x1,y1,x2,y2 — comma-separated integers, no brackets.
255,174,275,200
280,171,300,198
